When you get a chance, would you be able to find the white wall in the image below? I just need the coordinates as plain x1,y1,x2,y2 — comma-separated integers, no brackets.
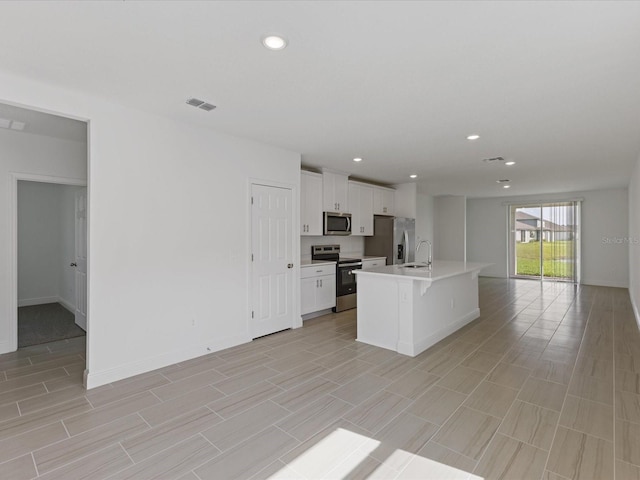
1,71,301,388
0,128,86,353
18,181,80,310
629,156,640,325
393,183,417,219
433,195,466,261
467,188,629,287
18,181,61,305
415,192,434,254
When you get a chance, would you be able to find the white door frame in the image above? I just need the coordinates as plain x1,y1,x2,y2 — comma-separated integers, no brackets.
9,173,88,352
247,178,301,337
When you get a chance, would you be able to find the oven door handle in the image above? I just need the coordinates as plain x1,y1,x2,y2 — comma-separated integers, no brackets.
339,262,362,268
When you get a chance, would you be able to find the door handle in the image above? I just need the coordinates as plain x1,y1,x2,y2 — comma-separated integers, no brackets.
70,262,77,267
287,263,294,268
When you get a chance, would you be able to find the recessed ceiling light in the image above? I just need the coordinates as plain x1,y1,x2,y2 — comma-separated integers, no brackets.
503,185,511,189
0,118,11,129
353,157,363,162
262,35,287,50
10,121,26,131
410,174,417,179
505,161,516,166
467,134,480,140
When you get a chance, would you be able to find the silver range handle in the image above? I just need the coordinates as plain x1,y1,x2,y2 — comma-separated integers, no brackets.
339,262,362,268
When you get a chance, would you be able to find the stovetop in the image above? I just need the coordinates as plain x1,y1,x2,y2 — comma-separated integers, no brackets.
338,257,362,264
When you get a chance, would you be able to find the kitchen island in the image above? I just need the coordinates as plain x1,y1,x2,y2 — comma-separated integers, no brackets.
355,261,490,356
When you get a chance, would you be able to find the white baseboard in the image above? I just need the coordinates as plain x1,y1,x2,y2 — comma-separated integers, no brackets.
17,295,76,312
58,297,76,314
404,308,481,357
0,340,16,355
85,333,251,390
580,279,629,288
355,336,394,352
631,292,640,331
302,308,333,321
18,296,58,307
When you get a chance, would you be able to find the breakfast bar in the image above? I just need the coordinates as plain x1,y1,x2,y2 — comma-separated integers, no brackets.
355,261,490,356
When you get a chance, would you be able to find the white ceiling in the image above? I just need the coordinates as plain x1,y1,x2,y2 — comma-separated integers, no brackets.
0,103,86,143
0,1,639,197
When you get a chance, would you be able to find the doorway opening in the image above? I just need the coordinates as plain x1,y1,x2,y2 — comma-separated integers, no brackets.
3,101,88,381
508,201,580,283
17,181,87,347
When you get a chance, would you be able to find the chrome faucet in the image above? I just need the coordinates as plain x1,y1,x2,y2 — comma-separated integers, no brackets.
416,240,433,269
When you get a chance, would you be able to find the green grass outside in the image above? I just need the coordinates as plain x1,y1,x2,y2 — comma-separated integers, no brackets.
515,240,575,278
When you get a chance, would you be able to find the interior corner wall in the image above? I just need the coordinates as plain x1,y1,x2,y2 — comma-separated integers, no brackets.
393,182,417,219
1,71,301,388
433,196,466,261
416,193,434,246
629,155,640,327
466,188,629,287
18,181,63,306
0,128,86,353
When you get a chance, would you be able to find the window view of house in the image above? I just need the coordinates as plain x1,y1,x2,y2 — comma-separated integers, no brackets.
511,203,579,281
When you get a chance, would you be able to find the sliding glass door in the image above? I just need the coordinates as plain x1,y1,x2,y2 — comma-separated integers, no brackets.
509,201,580,282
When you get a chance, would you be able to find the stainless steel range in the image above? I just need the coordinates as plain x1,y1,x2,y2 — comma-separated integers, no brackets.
311,245,362,312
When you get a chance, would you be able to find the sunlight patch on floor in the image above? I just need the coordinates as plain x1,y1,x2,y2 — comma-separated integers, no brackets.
267,427,484,479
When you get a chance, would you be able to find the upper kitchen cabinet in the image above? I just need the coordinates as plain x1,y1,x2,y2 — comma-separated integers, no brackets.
348,181,374,236
300,171,323,236
373,186,395,216
322,170,349,213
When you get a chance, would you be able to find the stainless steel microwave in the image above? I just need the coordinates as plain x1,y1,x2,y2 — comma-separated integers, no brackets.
324,212,352,235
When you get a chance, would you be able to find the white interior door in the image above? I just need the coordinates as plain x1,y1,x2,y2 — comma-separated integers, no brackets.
251,184,294,338
74,188,87,330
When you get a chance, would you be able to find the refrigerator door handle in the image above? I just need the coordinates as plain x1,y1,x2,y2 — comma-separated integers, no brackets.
403,230,409,263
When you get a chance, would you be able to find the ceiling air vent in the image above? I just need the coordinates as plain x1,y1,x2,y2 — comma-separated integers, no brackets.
482,156,505,163
186,98,217,111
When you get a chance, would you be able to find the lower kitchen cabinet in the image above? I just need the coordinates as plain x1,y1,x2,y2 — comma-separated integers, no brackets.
301,264,336,315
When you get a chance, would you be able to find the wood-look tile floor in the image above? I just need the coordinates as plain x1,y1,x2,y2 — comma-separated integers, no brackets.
1,278,639,479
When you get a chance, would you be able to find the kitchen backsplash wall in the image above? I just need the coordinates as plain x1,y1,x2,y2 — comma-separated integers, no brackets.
301,235,365,261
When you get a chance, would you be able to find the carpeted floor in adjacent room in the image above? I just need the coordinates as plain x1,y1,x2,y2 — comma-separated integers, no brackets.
18,302,86,348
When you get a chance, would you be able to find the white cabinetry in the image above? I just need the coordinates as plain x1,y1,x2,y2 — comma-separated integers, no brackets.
301,171,323,235
373,186,395,216
362,258,386,269
322,171,349,213
348,181,374,236
301,264,336,315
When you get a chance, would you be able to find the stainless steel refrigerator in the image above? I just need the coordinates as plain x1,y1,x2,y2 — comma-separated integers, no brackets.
365,216,416,265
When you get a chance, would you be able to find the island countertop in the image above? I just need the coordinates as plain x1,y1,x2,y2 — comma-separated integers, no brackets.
355,260,491,282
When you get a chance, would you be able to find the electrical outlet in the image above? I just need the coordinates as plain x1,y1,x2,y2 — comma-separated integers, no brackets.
450,299,455,309
191,318,196,327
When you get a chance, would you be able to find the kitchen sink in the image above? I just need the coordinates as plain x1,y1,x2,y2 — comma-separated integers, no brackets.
402,264,429,268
